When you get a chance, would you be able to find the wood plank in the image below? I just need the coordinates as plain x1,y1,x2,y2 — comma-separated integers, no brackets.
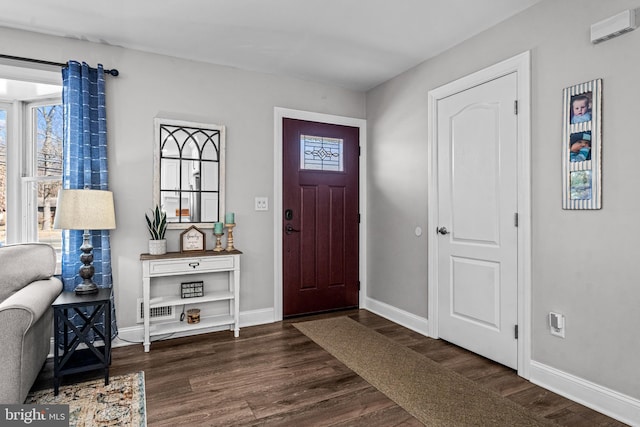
31,309,628,426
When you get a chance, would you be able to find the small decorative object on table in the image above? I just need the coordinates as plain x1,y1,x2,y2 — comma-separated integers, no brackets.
145,205,167,255
181,281,204,298
187,308,200,324
224,212,236,252
213,221,224,252
180,225,206,252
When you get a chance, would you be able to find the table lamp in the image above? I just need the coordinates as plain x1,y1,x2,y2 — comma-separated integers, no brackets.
54,189,116,295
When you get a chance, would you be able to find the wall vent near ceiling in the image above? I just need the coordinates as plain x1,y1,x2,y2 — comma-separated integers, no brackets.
591,9,637,44
136,298,175,323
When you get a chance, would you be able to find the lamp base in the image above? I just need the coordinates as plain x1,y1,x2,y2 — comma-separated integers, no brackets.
74,282,99,295
75,230,100,295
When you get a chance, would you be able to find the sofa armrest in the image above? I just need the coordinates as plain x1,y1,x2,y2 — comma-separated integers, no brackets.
0,277,62,403
0,277,63,330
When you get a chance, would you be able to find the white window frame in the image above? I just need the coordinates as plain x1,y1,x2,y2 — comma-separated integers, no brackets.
22,98,64,244
3,100,24,244
3,98,63,245
0,64,62,249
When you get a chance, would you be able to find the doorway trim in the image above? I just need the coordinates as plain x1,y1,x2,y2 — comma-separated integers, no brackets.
427,51,532,378
273,107,367,321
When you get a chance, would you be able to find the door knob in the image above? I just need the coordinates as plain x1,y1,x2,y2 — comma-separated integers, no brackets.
437,226,450,235
285,224,301,235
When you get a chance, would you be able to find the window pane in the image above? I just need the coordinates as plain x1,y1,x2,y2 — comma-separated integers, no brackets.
300,134,344,171
37,181,61,259
34,104,63,264
36,105,63,177
0,108,6,246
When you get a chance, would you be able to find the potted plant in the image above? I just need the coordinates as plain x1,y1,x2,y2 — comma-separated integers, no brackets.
145,205,167,255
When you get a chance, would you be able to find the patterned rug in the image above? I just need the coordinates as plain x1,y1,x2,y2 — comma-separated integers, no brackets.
25,371,146,427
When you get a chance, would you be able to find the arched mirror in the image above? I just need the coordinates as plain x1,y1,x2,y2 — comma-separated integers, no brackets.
153,118,225,229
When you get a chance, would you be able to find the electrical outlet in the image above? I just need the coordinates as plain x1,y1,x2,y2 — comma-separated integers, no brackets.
255,197,268,211
549,312,565,338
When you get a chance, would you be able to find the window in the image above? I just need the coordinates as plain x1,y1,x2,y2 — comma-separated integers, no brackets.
31,102,63,251
0,70,63,266
300,134,344,171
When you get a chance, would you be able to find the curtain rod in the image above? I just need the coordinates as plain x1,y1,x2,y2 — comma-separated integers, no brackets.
0,54,119,76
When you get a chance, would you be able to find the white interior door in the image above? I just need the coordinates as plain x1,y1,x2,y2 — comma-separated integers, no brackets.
436,72,519,369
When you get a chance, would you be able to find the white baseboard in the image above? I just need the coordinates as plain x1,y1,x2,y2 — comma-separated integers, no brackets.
530,360,640,426
240,307,276,327
362,296,429,336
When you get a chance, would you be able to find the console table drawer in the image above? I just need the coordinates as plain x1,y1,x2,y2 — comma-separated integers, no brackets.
149,256,235,275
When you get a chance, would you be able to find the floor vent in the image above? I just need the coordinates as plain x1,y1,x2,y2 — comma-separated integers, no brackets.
136,298,175,323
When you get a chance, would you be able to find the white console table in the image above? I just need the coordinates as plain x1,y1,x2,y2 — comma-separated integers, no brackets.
140,250,241,352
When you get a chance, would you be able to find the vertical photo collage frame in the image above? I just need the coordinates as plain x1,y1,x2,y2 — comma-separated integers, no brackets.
562,78,602,209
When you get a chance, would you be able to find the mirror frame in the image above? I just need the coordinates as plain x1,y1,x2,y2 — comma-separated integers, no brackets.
153,117,226,229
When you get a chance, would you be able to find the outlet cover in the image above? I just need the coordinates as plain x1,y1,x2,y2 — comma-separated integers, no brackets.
549,312,565,338
255,197,269,211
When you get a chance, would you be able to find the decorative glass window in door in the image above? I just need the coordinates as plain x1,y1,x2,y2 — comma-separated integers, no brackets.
300,135,343,172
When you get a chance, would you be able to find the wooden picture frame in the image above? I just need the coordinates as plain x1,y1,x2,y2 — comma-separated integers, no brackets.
180,225,206,252
562,78,602,209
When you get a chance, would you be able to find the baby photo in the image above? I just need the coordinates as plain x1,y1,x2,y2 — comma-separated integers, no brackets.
569,131,591,162
569,92,592,124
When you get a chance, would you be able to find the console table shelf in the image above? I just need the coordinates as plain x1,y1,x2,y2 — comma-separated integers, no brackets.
140,250,241,352
149,314,235,336
149,291,234,309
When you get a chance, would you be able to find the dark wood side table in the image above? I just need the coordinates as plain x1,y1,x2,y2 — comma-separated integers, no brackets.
52,288,112,395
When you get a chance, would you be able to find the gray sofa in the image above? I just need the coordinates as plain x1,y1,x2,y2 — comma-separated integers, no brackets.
0,243,63,403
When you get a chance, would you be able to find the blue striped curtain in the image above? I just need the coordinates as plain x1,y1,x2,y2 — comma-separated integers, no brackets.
61,60,117,339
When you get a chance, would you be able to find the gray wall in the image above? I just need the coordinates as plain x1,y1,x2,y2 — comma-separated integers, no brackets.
366,0,640,399
0,26,365,331
3,0,639,406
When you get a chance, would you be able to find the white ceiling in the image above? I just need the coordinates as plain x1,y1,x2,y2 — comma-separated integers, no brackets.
0,0,541,91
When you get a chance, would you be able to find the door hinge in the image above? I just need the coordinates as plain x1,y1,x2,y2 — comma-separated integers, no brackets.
514,212,519,227
358,281,361,291
515,325,519,339
358,213,361,224
359,146,362,156
514,100,518,115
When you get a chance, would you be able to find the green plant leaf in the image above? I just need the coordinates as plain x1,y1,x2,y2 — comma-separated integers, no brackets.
145,205,166,240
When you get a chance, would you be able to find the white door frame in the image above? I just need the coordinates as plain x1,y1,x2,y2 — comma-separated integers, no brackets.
427,51,532,378
273,107,367,321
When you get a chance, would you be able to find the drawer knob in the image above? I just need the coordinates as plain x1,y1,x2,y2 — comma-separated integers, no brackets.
189,262,200,269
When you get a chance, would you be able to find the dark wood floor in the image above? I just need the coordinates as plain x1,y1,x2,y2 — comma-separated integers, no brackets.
33,309,626,426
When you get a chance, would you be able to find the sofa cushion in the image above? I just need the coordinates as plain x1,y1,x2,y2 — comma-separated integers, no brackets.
0,243,57,302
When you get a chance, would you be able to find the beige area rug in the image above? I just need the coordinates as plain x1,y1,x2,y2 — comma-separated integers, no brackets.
294,317,554,427
25,371,146,427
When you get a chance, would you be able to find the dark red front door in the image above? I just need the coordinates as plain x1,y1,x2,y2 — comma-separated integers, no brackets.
283,118,359,317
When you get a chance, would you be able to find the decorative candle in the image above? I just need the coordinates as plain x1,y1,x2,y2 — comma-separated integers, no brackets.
214,222,223,234
225,212,235,224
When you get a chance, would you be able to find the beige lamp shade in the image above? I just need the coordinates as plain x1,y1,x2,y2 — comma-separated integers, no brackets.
53,189,116,230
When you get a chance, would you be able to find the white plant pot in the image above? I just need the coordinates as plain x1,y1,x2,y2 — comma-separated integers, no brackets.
149,239,167,255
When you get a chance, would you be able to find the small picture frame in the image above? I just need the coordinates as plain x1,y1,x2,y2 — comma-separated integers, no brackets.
562,78,602,209
181,281,204,298
180,225,206,252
